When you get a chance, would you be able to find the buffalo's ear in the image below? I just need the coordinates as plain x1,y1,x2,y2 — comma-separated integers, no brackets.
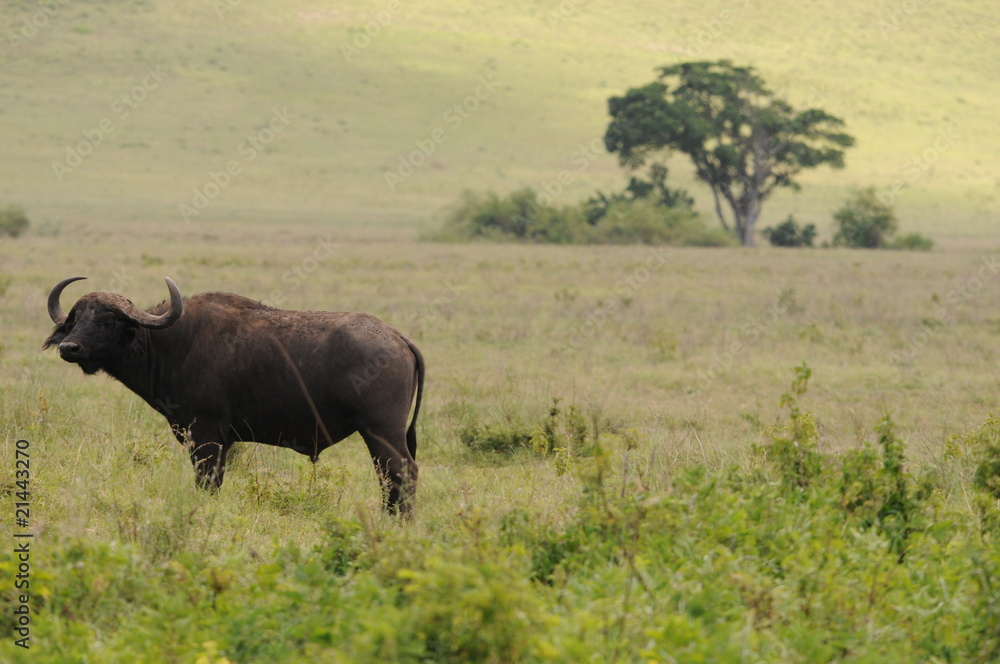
42,326,66,350
122,323,147,355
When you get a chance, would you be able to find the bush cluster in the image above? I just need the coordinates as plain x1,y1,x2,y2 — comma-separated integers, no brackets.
432,187,733,246
0,204,29,238
831,187,933,250
761,215,816,247
759,191,934,250
436,185,937,251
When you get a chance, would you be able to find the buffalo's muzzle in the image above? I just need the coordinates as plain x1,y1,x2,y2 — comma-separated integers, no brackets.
58,340,82,359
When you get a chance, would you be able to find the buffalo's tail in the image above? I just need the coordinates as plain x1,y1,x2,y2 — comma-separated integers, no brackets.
403,337,424,461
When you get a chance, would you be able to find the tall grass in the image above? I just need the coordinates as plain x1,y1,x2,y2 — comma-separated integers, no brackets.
1,222,998,659
4,360,1000,661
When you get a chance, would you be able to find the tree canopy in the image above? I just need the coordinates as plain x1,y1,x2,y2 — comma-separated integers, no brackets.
604,60,855,246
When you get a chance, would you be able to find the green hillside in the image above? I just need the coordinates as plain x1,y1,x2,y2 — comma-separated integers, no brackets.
1,0,996,240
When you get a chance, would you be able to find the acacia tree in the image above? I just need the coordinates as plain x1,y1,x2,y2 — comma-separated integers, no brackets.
604,60,855,246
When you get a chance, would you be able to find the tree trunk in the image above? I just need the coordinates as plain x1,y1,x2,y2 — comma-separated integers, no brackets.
709,186,731,233
742,195,760,247
719,185,745,245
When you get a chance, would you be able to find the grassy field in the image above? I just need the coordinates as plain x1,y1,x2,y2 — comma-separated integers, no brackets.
2,222,1000,660
0,0,997,240
2,0,1000,660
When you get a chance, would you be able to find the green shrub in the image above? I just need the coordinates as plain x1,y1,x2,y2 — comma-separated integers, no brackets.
433,188,732,246
460,423,532,454
974,450,1000,502
585,198,734,246
950,414,1000,500
872,416,923,559
891,232,934,251
837,417,931,561
316,518,365,575
761,215,816,247
759,362,823,491
838,444,882,515
0,204,29,237
434,188,582,244
398,552,544,663
460,397,605,458
945,414,1000,520
832,187,898,248
532,398,601,458
584,162,695,224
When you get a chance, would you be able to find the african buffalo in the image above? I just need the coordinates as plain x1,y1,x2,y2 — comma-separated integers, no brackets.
44,277,424,515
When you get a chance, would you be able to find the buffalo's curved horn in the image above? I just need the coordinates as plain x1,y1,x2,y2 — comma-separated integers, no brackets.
117,277,183,329
47,276,87,324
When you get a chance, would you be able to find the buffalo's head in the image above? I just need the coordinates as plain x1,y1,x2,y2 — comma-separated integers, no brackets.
43,277,183,374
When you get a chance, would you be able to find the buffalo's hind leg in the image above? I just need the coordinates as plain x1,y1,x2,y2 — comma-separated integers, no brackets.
360,428,417,516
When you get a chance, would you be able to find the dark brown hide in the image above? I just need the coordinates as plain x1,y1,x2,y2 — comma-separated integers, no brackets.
44,278,424,515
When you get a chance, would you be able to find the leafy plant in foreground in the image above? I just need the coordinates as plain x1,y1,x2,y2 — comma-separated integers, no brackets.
872,415,924,560
760,362,822,491
968,415,1000,499
947,414,1000,534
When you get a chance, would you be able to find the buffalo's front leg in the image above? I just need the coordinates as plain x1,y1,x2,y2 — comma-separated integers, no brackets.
174,423,232,492
189,440,231,491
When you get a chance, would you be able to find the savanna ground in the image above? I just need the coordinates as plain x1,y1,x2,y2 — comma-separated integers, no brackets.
2,224,1000,661
2,0,1000,661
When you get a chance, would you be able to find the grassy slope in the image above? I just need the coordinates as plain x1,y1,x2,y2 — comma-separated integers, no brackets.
0,0,997,239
